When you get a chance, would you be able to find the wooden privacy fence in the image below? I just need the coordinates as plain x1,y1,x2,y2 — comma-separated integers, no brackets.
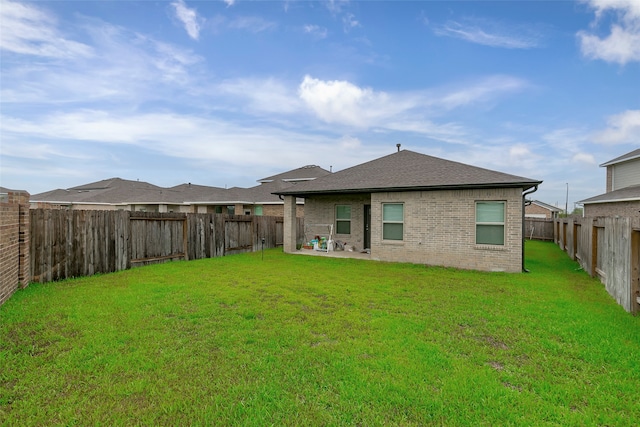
30,210,304,283
555,216,640,314
524,218,554,241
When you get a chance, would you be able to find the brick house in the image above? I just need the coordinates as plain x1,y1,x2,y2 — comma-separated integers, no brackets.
525,200,561,219
274,150,542,273
29,166,330,217
580,148,640,217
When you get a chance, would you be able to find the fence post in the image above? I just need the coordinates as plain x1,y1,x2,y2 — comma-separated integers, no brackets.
631,229,639,315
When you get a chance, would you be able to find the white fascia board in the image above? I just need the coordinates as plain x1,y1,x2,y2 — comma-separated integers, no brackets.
583,197,640,204
600,154,640,167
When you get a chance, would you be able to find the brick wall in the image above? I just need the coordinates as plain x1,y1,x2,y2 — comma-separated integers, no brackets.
304,194,371,249
261,204,303,217
584,200,640,218
0,190,30,305
525,203,556,219
304,188,525,273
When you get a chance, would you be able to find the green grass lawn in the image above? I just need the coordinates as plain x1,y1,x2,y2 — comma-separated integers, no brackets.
1,241,639,426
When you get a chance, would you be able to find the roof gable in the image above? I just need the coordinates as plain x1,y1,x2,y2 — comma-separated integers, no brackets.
600,148,640,167
274,150,541,196
257,165,330,183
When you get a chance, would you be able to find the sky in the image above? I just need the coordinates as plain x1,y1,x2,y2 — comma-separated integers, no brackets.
1,0,639,210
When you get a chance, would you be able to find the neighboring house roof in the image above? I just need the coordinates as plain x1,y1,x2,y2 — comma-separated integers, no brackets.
528,200,562,212
257,165,331,183
30,178,167,205
579,184,640,204
273,150,541,197
600,148,640,167
168,183,240,204
30,165,329,206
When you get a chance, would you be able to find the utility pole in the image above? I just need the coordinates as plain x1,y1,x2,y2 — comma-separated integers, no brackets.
565,183,569,216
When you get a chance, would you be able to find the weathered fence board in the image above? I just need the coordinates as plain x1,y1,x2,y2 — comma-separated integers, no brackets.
524,218,554,241
30,210,304,283
555,216,640,314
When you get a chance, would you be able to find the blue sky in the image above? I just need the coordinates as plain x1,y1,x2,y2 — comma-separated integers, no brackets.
1,0,639,210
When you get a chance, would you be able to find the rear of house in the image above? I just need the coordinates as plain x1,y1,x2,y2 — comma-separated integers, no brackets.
275,150,542,273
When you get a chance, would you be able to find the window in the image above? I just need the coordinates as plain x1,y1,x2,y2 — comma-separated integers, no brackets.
215,206,223,214
227,205,235,215
254,205,263,216
335,205,351,234
476,201,505,245
382,203,403,241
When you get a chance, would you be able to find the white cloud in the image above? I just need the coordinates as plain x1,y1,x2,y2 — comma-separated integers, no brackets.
572,152,597,165
223,0,236,7
297,75,527,134
509,144,533,162
216,77,302,114
325,0,350,14
434,19,542,49
0,109,386,180
593,110,640,144
171,0,202,40
228,16,277,33
339,135,362,150
343,13,361,32
436,76,527,110
1,15,202,105
578,0,640,64
0,0,93,58
304,24,328,39
298,75,399,127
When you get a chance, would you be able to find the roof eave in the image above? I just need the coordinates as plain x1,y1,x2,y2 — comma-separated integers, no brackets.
273,181,542,198
600,154,640,167
581,197,640,205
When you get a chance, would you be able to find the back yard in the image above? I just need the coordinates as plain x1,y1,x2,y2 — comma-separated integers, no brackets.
1,241,639,426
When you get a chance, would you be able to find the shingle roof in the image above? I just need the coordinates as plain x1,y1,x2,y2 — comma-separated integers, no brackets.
29,166,322,206
30,178,168,205
600,148,640,167
579,184,640,204
257,165,330,183
274,150,541,196
529,200,561,211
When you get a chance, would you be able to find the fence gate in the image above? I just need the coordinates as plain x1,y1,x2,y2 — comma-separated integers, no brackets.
224,217,253,255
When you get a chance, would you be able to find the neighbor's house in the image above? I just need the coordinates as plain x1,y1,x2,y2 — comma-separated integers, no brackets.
274,150,542,273
579,148,640,218
29,165,330,217
525,200,561,219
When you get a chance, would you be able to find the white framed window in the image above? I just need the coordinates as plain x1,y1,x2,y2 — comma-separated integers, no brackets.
382,203,403,241
335,205,351,234
476,201,505,245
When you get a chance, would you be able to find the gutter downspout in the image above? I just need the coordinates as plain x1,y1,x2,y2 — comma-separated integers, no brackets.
522,185,539,272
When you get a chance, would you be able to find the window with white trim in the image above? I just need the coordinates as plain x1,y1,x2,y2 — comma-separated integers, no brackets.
476,201,505,245
382,203,404,241
335,205,351,234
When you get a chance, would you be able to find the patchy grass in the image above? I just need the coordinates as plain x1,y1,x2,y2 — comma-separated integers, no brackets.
1,241,639,426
